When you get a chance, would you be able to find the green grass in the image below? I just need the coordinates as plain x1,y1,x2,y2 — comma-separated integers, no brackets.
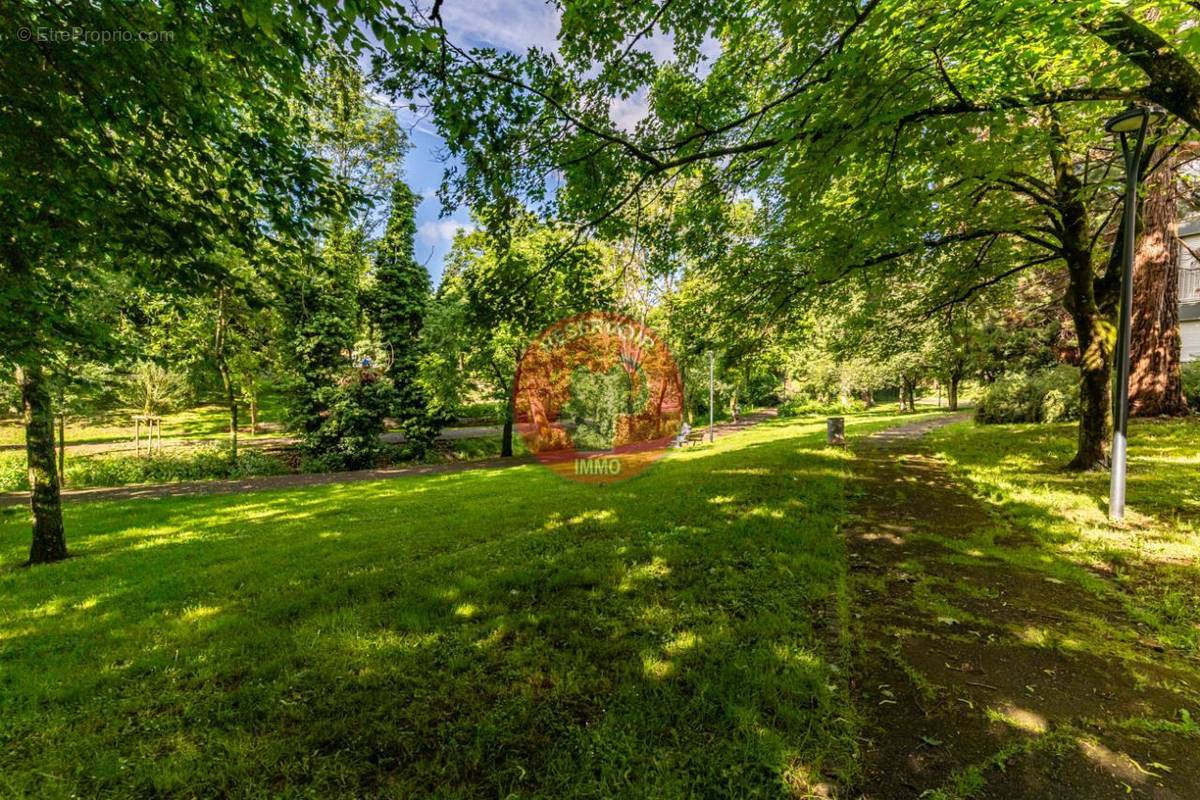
0,410,936,798
0,402,288,448
926,417,1200,655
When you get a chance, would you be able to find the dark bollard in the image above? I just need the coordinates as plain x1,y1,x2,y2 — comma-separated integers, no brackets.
827,416,845,446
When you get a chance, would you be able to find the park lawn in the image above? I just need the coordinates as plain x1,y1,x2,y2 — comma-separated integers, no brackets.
0,410,937,798
926,417,1200,657
0,402,288,448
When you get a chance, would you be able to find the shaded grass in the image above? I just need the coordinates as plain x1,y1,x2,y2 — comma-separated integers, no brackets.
0,410,935,798
926,417,1200,655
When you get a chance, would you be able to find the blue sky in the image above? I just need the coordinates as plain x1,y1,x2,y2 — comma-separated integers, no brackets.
384,0,566,286
384,0,705,285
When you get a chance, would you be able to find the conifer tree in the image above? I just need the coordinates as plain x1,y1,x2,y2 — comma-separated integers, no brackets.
371,182,436,447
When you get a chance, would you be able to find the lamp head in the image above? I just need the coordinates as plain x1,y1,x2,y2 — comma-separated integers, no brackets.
1104,103,1167,134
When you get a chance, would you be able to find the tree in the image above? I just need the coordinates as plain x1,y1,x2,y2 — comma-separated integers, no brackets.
369,182,435,445
378,0,1200,471
280,226,362,437
1,1,393,563
279,50,414,464
439,218,616,457
1129,147,1191,417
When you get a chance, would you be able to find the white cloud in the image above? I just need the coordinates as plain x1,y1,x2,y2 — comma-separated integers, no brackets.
635,30,675,63
439,0,561,53
609,89,650,133
418,219,476,246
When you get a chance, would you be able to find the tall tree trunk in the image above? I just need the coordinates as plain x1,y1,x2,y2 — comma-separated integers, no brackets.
1070,316,1113,471
57,411,65,484
1129,151,1189,416
17,362,67,564
948,368,961,412
218,363,238,459
1064,213,1112,470
215,287,237,459
680,362,691,424
250,393,260,435
501,387,515,458
1051,118,1115,471
900,376,917,412
227,382,239,460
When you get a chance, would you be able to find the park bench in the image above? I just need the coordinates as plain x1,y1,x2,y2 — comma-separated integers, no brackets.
672,428,707,448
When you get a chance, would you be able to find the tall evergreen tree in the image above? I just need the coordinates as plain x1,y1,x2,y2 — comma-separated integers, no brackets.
371,182,435,443
281,224,362,436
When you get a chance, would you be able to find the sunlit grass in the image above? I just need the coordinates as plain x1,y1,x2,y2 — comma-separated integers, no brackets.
928,417,1200,654
0,401,288,448
0,408,935,798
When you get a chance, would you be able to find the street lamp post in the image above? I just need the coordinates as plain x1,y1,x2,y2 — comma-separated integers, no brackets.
707,351,715,443
1104,104,1166,521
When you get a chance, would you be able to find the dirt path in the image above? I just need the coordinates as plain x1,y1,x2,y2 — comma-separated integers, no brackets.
0,411,776,507
845,415,1199,798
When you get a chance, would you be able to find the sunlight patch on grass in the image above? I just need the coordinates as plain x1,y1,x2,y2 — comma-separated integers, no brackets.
453,602,480,620
928,418,1200,655
991,704,1049,734
0,408,939,796
180,604,221,623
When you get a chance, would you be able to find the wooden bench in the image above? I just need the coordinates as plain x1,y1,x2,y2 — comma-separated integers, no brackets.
673,430,707,448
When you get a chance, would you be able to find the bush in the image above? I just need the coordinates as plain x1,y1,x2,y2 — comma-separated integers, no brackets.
778,397,867,418
975,366,1080,424
0,381,19,416
0,445,288,492
120,360,190,415
0,452,26,491
1183,361,1200,412
301,371,394,470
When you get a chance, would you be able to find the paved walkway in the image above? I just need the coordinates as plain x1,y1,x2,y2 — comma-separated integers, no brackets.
844,415,1199,799
0,411,777,507
0,424,506,458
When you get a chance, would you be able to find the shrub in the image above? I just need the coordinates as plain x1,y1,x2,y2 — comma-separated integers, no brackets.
301,371,394,470
120,360,190,415
975,366,1080,424
0,381,19,416
778,397,866,418
1183,361,1200,411
0,452,26,491
0,446,288,492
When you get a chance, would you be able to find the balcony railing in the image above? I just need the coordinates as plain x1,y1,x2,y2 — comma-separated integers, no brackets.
1183,268,1200,304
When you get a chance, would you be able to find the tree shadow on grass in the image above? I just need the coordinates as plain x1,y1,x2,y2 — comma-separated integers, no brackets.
847,432,1200,800
0,419,864,798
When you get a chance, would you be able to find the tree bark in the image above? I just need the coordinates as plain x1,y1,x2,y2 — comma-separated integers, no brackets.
948,370,961,412
899,376,917,412
17,362,68,564
57,412,65,484
227,382,239,460
215,287,238,459
1049,118,1115,471
501,387,515,458
1092,11,1200,132
1129,151,1189,416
